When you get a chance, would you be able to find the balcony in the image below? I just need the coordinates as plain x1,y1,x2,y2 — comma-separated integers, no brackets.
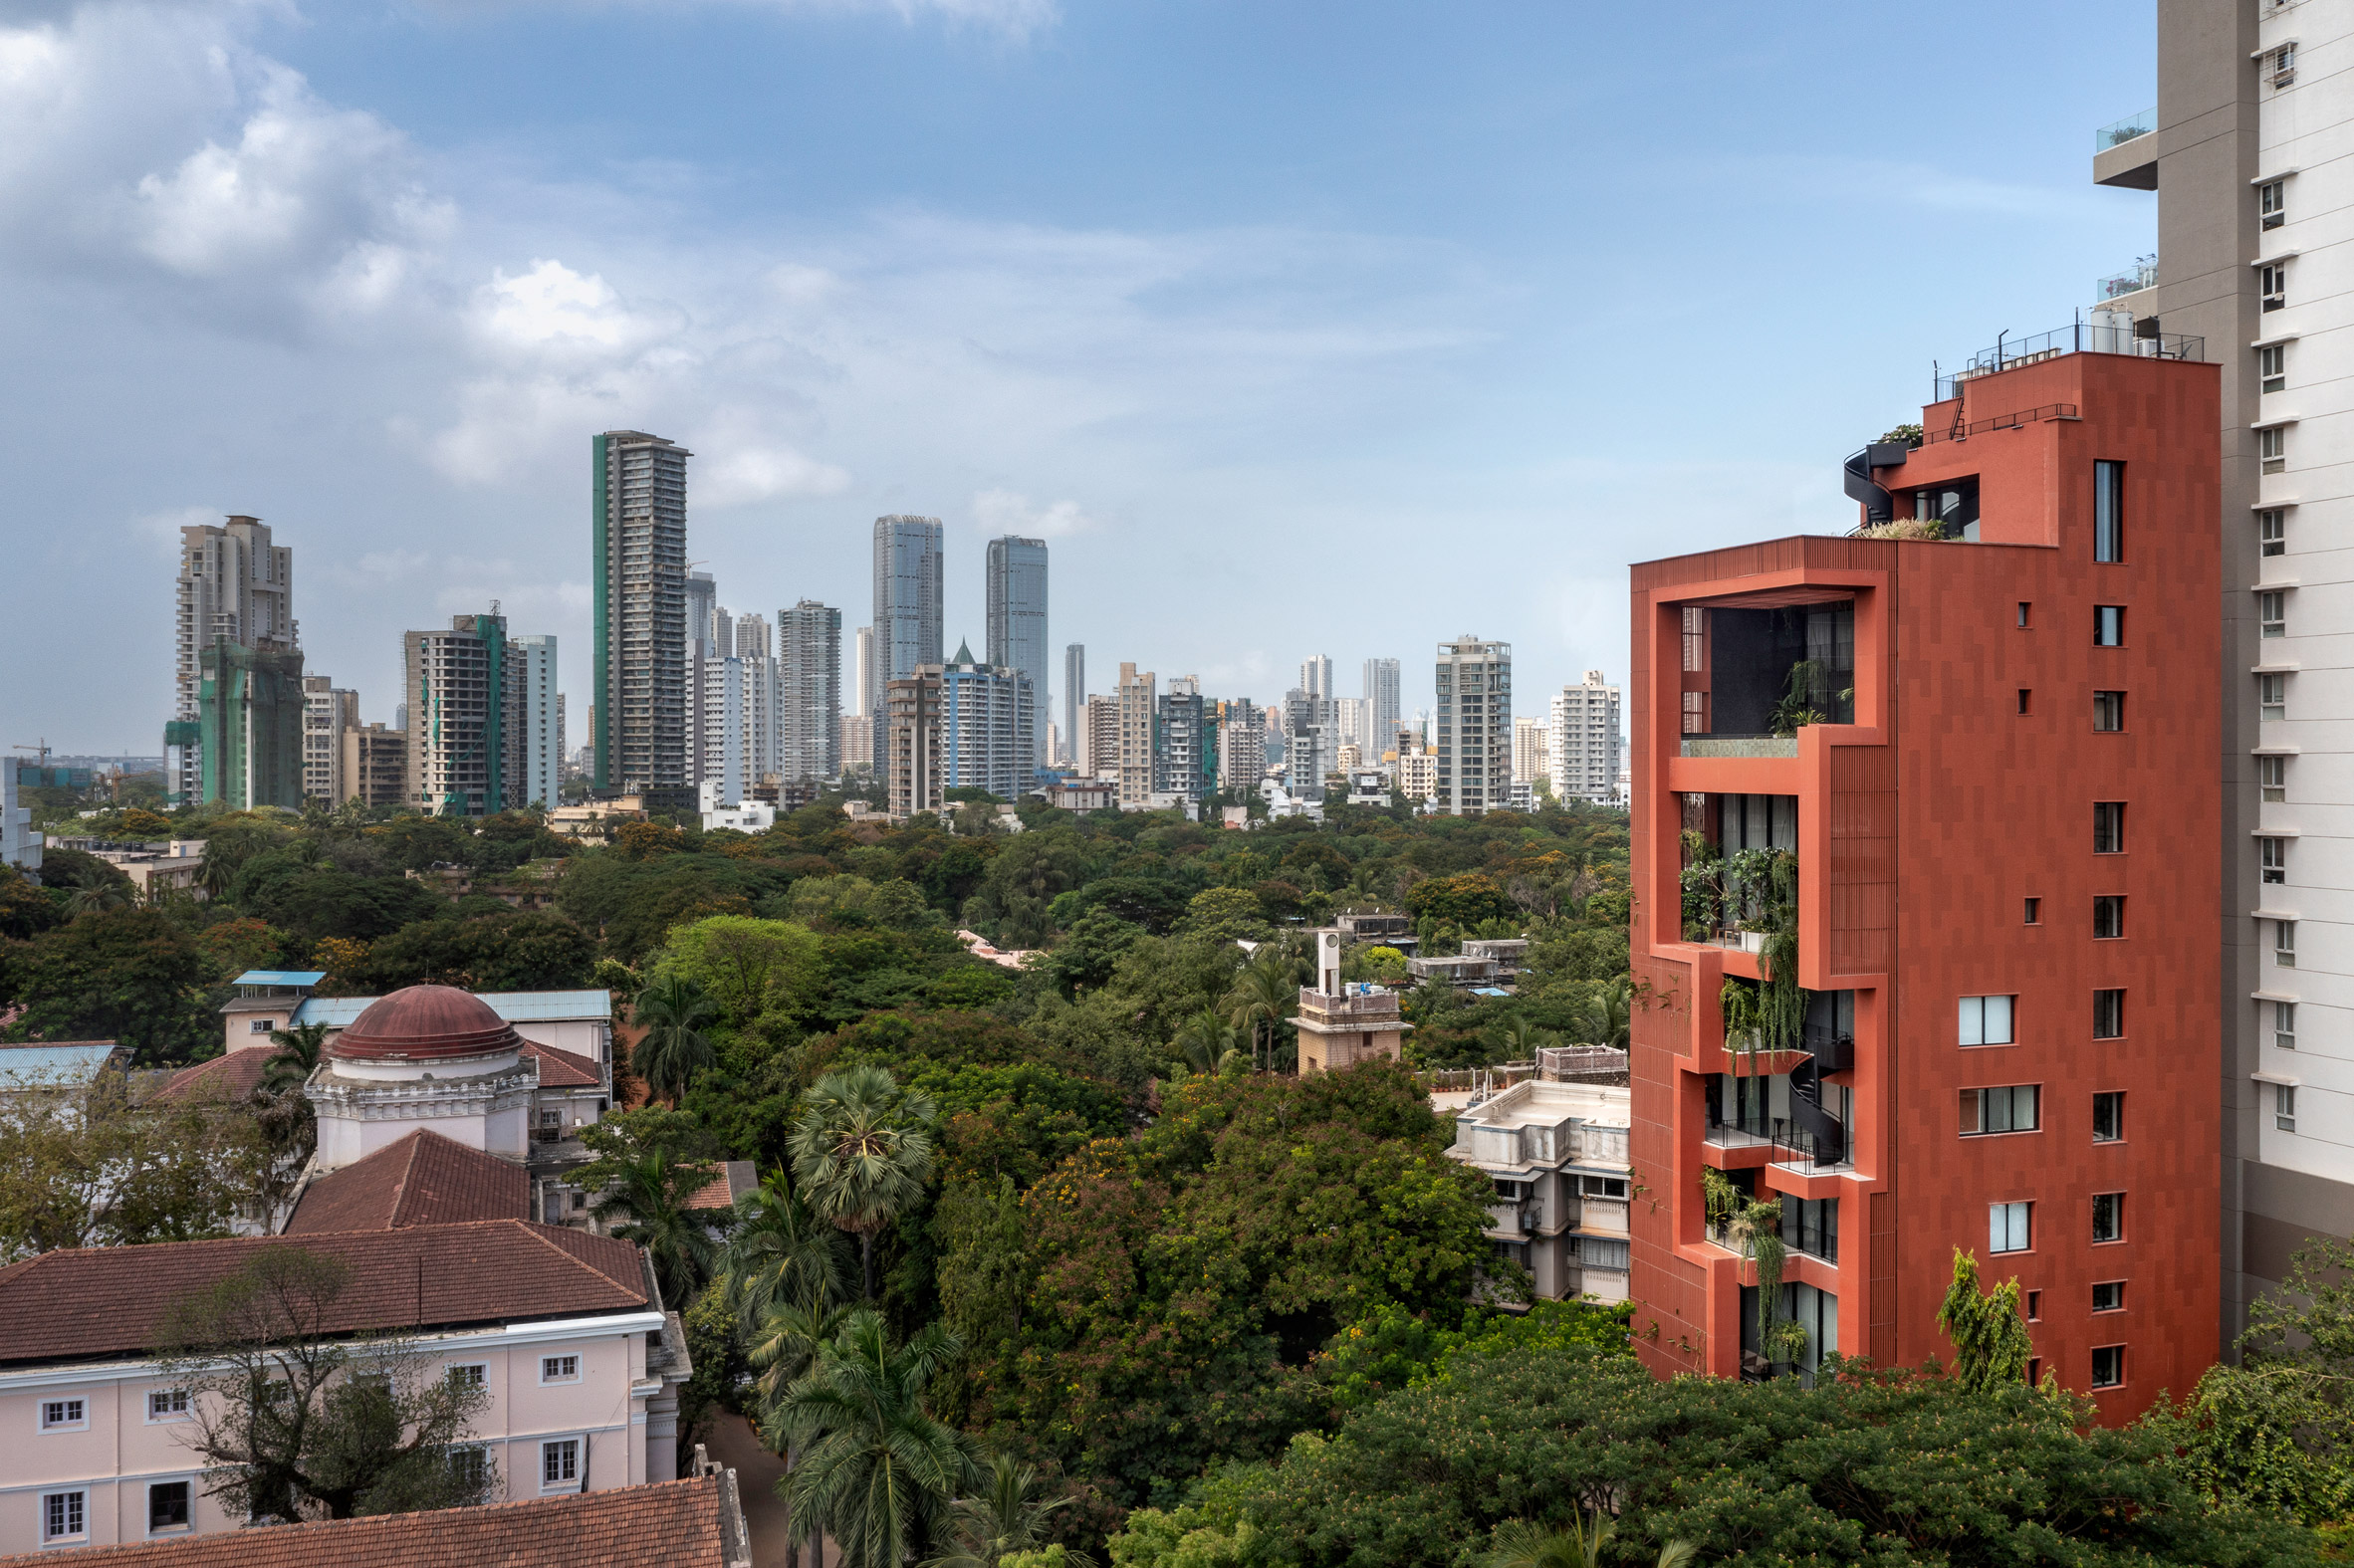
1679,735,1797,760
1297,987,1403,1021
2096,255,2158,302
1936,320,2204,400
2094,108,2158,190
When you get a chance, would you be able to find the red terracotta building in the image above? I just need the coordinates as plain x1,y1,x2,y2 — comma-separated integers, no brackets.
1625,344,2220,1419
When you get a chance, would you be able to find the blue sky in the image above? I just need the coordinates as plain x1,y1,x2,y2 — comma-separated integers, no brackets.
0,0,2159,752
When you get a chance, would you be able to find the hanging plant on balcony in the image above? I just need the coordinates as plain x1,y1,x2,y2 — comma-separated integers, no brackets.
1703,1173,1802,1369
1767,660,1830,738
1678,829,1724,941
1717,847,1803,1068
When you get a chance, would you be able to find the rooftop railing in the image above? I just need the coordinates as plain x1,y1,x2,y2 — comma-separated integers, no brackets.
1935,319,2205,401
2096,108,2156,152
2097,256,2159,300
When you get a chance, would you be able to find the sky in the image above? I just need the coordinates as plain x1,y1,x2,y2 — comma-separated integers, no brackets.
0,0,2162,755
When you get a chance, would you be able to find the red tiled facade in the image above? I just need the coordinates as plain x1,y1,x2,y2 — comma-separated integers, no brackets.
1626,349,2221,1418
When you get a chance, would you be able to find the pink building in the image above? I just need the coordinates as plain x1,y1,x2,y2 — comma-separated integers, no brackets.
0,1219,690,1555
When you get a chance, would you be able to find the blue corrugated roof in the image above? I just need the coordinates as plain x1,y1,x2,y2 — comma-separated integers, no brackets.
292,990,610,1028
0,1044,121,1084
234,971,328,988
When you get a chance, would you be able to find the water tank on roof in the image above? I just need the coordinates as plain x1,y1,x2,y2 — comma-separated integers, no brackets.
2089,310,2133,354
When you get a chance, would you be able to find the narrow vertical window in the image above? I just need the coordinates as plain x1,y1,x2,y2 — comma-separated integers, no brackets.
2016,601,2031,628
2092,1091,2123,1142
2276,1083,2298,1132
2261,836,2288,884
2260,754,2287,801
2259,508,2286,557
2259,590,2287,638
1681,606,1706,673
2261,264,2288,312
2260,179,2287,230
2094,606,2124,646
2275,1000,2297,1050
2023,897,2040,925
2261,425,2287,472
2093,990,2125,1039
2276,920,2297,969
2093,801,2125,853
2259,341,2286,389
2093,896,2125,939
2094,461,2125,561
2260,673,2287,720
2093,691,2125,731
2017,689,2032,715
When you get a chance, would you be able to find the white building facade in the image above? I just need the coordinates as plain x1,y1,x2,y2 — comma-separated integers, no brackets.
1434,634,1511,815
1548,670,1623,805
514,634,562,810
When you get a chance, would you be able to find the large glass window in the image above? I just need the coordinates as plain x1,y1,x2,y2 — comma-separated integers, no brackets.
1961,1084,2039,1135
147,1481,191,1534
2094,461,2125,560
1991,1201,2032,1254
2092,1091,2124,1142
2093,1192,2125,1243
1780,1196,1839,1262
1959,996,2015,1046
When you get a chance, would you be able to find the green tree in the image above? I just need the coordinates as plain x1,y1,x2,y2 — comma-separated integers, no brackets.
588,1145,719,1307
770,1309,981,1568
1486,1516,1696,1568
654,915,826,1027
1935,1246,2032,1394
1171,1009,1242,1076
1046,908,1146,998
789,1065,938,1300
5,907,212,1064
1222,947,1295,1073
156,1248,496,1521
633,973,720,1104
1175,887,1274,944
1402,872,1517,928
923,1453,1092,1568
721,1171,851,1330
262,1020,332,1094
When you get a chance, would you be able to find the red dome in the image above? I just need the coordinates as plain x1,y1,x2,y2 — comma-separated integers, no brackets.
330,985,522,1062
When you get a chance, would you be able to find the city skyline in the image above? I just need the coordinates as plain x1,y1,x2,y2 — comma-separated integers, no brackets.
0,3,2161,750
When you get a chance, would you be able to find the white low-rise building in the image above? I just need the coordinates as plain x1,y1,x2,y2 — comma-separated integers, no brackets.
1440,1065,1633,1303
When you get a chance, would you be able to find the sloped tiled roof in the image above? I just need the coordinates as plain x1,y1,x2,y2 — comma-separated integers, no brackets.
0,1475,739,1568
0,1220,649,1366
0,1041,124,1087
285,1131,529,1235
521,1039,600,1088
153,1048,276,1104
685,1161,758,1212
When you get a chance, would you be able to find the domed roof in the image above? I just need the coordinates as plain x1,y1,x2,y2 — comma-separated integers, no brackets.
330,985,523,1062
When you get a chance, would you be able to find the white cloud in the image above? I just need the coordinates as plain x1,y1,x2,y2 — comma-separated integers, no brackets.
972,488,1095,539
443,0,1059,41
701,445,851,506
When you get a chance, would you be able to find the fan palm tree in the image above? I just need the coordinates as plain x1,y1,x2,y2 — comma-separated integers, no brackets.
631,974,719,1104
769,1310,979,1568
261,1021,332,1094
1171,1008,1242,1077
196,842,235,902
1496,1013,1562,1063
1223,949,1296,1073
1576,978,1633,1049
920,1453,1092,1568
721,1171,851,1330
589,1147,718,1307
1486,1515,1697,1568
788,1066,937,1300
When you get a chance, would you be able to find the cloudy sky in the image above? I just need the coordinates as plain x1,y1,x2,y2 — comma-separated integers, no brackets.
3,0,2157,754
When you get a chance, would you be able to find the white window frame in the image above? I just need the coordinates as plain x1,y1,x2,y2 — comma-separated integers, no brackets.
2090,1343,2126,1389
540,1353,581,1385
2261,836,2288,884
42,1489,87,1544
145,1388,190,1424
1958,995,2014,1046
2276,1000,2298,1051
1990,1200,2032,1254
2260,590,2287,638
2260,754,2287,801
540,1436,584,1493
446,1362,488,1389
2261,672,2287,719
2261,180,2286,228
145,1476,196,1537
2276,920,2297,969
448,1445,492,1490
2259,341,2286,388
39,1397,88,1433
2261,423,2287,470
2277,1082,2298,1132
2259,508,2286,556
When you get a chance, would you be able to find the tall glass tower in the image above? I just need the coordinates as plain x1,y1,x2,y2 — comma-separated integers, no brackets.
986,536,1050,768
871,516,944,760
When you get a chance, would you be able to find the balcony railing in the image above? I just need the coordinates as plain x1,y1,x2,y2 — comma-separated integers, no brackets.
2097,256,2158,300
1679,735,1798,760
1936,321,2204,401
1298,989,1402,1019
2095,108,2156,152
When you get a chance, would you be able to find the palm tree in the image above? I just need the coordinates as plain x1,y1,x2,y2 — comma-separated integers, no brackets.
1575,978,1633,1049
750,1295,852,1568
1496,1013,1561,1063
1171,1008,1242,1077
589,1147,718,1307
722,1171,851,1330
1223,949,1296,1073
1486,1515,1697,1568
921,1453,1092,1568
631,974,719,1104
65,881,129,917
261,1021,331,1094
196,841,235,903
789,1066,937,1301
769,1310,979,1568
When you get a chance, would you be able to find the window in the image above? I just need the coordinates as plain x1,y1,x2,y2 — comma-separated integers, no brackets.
2094,896,2125,939
147,1389,189,1422
41,1397,86,1432
2277,920,2297,969
447,1363,487,1389
2271,41,2297,85
2260,342,2286,390
2094,606,2124,646
542,1439,581,1489
2094,461,2125,561
1961,1084,2040,1135
1681,690,1707,736
148,1480,191,1534
2259,508,2286,557
1578,1174,1629,1199
2261,673,2287,720
2277,1082,2299,1132
249,1017,272,1033
2093,691,2125,731
2261,835,2288,884
2092,1191,2125,1243
2023,897,2041,925
2261,265,2288,312
1959,995,2015,1046
2093,1280,2125,1313
2094,801,2126,853
1779,1195,1839,1262
2276,1000,2298,1051
43,1491,86,1543
2091,1344,2125,1389
449,1447,490,1488
2093,1091,2124,1143
2093,990,2125,1039
1681,606,1706,672
2016,688,2032,716
2260,590,2287,638
2261,424,2287,471
2025,1289,2042,1321
541,1354,580,1384
1991,1201,2032,1254
2260,754,2287,801
2261,180,2287,230
2016,601,2031,628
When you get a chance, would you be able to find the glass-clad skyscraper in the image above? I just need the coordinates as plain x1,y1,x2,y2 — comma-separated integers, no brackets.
871,516,944,760
986,535,1050,767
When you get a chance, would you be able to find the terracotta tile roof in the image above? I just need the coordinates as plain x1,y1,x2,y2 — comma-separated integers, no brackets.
521,1039,601,1088
0,1475,739,1568
0,1220,650,1367
285,1131,530,1235
153,1049,275,1103
684,1161,758,1212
